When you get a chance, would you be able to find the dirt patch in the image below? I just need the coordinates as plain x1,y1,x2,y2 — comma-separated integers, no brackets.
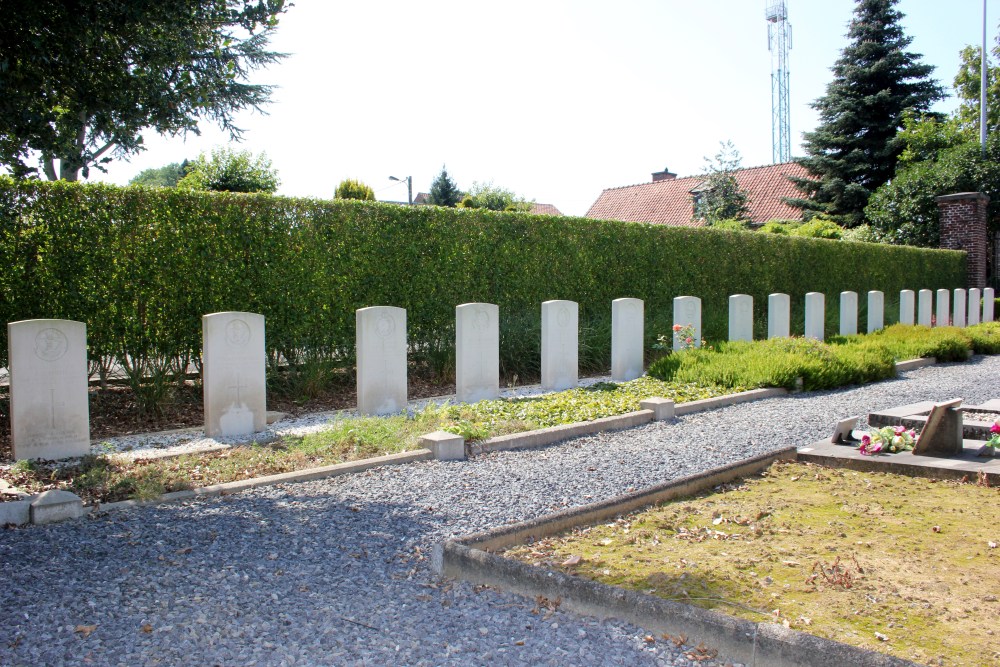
504,461,1000,666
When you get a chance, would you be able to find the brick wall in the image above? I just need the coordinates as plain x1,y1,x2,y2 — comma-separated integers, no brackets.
936,192,989,288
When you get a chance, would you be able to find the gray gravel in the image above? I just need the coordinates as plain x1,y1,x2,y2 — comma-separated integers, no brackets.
1,356,997,667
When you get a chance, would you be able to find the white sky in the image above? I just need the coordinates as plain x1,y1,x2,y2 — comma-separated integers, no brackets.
92,0,1000,216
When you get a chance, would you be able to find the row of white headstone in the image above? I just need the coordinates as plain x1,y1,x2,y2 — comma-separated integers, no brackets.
6,287,996,460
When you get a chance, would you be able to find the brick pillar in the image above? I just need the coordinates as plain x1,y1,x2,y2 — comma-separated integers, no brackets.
936,192,989,288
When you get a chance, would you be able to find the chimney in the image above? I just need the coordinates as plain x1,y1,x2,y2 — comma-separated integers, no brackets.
652,167,676,182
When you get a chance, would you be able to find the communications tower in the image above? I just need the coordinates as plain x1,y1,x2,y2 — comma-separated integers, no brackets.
766,0,792,163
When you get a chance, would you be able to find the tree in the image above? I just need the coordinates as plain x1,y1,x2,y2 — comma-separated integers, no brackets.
426,165,462,207
693,141,751,225
458,181,531,212
0,1,288,181
788,0,945,227
129,161,189,187
177,147,279,193
334,178,375,201
953,42,1000,135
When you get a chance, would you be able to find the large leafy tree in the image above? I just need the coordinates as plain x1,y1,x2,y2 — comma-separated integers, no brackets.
177,146,279,193
426,165,462,207
0,0,287,181
693,141,751,225
788,0,944,227
459,181,531,212
129,161,190,187
953,41,1000,135
334,178,375,201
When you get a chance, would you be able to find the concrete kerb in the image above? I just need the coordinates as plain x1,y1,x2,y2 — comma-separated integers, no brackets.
433,448,920,667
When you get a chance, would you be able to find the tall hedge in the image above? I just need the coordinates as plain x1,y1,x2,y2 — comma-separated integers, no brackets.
0,178,965,373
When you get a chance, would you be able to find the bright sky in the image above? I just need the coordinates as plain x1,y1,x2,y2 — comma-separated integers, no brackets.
93,0,1000,216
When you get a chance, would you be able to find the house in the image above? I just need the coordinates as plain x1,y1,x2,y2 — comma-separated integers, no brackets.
585,162,810,226
413,192,562,215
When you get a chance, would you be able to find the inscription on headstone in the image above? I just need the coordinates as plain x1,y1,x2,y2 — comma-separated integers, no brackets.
768,293,790,339
357,306,408,416
203,312,266,438
672,296,702,351
611,298,644,382
804,292,825,341
541,300,578,391
8,320,90,460
867,290,884,333
840,291,858,336
729,294,753,342
899,290,915,326
456,303,499,403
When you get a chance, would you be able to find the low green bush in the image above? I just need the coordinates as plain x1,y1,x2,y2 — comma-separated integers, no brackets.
855,324,972,362
964,321,1000,354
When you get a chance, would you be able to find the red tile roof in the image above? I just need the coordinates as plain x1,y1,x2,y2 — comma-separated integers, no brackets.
530,203,562,216
585,162,811,226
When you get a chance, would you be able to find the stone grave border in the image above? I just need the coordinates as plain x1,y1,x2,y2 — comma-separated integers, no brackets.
432,449,920,667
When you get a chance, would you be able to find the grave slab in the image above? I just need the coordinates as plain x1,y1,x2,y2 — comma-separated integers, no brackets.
357,306,408,415
30,489,84,525
0,500,30,526
953,288,967,328
767,293,790,339
984,287,995,322
867,290,884,333
203,312,267,438
936,289,950,327
611,298,644,382
899,289,915,326
456,303,500,403
541,300,578,391
728,294,753,342
917,289,933,326
8,319,90,460
672,296,702,350
804,292,824,340
839,291,857,336
968,288,981,326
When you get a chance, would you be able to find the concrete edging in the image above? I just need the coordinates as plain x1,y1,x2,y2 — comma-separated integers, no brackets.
894,357,935,372
470,410,655,456
433,448,919,667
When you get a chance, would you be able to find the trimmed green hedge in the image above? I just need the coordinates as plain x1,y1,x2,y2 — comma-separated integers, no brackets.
0,178,966,386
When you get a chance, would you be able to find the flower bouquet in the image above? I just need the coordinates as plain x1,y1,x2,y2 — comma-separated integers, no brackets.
986,421,1000,456
857,425,917,456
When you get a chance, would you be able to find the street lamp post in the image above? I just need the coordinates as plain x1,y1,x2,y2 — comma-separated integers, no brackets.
389,175,412,205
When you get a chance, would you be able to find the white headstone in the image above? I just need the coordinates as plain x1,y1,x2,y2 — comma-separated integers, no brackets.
203,312,267,438
356,306,407,416
984,287,995,322
611,298,644,382
805,292,825,340
8,319,90,460
867,291,884,333
968,288,981,326
728,294,753,342
935,289,950,327
839,291,858,336
672,296,702,351
768,293,790,339
541,300,578,391
456,303,499,403
917,289,933,327
952,289,967,328
899,290,915,326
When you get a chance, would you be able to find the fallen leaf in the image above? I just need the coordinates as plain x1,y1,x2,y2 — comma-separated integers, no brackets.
140,624,153,633
643,634,655,644
799,617,812,626
712,517,724,525
875,632,889,642
175,547,192,555
74,624,97,637
932,526,941,533
515,640,525,646
561,554,582,567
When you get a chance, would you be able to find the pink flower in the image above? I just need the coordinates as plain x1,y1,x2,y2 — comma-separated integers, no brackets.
861,434,871,446
672,324,683,332
991,421,1000,435
685,337,693,344
894,425,907,436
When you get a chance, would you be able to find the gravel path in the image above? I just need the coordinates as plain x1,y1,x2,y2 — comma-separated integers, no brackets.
1,356,997,667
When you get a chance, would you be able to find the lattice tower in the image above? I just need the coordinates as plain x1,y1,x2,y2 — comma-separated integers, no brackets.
766,0,792,163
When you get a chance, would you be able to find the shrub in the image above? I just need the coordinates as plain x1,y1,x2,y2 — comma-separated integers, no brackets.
790,218,845,240
759,221,793,234
710,218,751,231
964,321,1000,354
334,178,375,201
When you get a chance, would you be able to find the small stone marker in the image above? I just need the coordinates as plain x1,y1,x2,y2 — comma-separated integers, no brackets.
419,431,466,461
541,300,578,391
29,489,84,525
840,291,858,336
456,303,499,403
952,289,967,328
935,289,950,327
913,398,964,456
899,290,915,326
640,397,675,421
8,319,90,461
867,291,884,333
804,292,825,340
203,312,267,438
611,298,644,382
357,306,408,416
672,296,702,350
917,289,933,327
831,416,859,444
968,288,981,326
728,294,753,342
984,287,995,322
768,293,790,339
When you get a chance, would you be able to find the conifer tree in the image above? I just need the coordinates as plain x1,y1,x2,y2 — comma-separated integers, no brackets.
788,0,944,226
426,165,462,207
694,141,751,225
